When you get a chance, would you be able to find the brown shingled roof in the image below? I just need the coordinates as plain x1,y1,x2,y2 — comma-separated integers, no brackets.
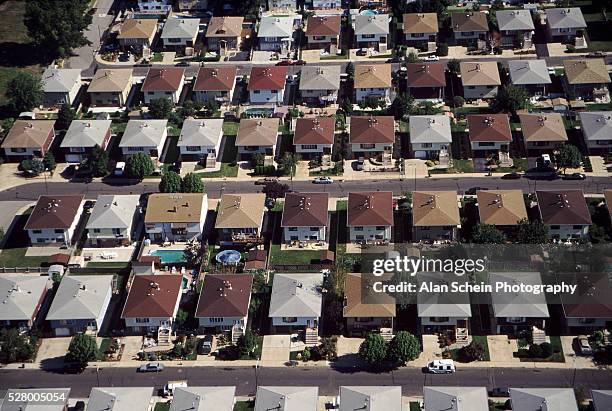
412,191,460,227
248,66,287,91
347,191,394,227
460,61,501,86
293,117,335,145
564,59,611,85
403,13,439,34
519,113,568,143
196,274,253,318
281,192,329,227
477,190,528,226
121,274,182,318
467,114,512,142
406,63,446,87
605,190,612,216
354,64,392,88
24,195,84,230
344,273,396,318
193,67,237,91
306,15,341,36
451,11,489,32
2,120,55,149
206,16,243,38
349,116,395,144
536,190,592,225
142,68,184,92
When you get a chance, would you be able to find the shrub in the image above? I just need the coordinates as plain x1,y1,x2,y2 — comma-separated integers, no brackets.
301,347,311,362
453,96,465,108
539,342,553,358
436,42,449,56
459,341,485,362
528,343,543,358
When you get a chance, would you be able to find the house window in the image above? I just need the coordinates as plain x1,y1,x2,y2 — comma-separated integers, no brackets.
288,227,298,231
135,318,150,324
578,318,595,324
282,317,297,323
354,226,363,231
186,146,201,151
355,317,374,322
421,143,433,148
360,144,375,149
112,228,122,235
572,225,583,230
309,227,319,232
32,230,42,234
69,147,86,153
356,235,364,240
478,142,495,147
507,317,526,324
168,38,182,43
11,148,27,153
93,229,101,233
313,35,327,41
550,225,560,230
429,317,449,322
301,144,318,150
411,33,424,38
165,92,172,95
361,34,375,39
54,229,64,234
210,317,224,323
375,226,386,230
253,90,261,94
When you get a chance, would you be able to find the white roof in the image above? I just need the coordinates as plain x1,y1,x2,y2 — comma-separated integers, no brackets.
42,67,81,93
409,115,452,144
255,387,318,411
489,271,550,319
579,111,612,141
177,118,224,148
510,388,578,411
508,60,552,85
269,273,323,318
258,16,295,38
86,195,140,230
87,387,154,411
60,120,112,148
496,9,534,31
417,272,472,318
46,275,113,320
170,387,236,411
545,8,586,29
424,386,488,411
354,14,390,35
592,390,612,411
0,275,49,321
339,386,402,411
119,119,168,148
161,18,199,39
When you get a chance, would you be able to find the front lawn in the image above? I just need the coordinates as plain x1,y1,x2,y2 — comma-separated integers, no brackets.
494,157,528,173
197,163,238,178
431,159,474,174
516,336,565,363
586,102,612,111
233,401,255,411
153,403,170,411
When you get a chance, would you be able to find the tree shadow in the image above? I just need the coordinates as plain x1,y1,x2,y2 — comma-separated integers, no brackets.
0,41,50,67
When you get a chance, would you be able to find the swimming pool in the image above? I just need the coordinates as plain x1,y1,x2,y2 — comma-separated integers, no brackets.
149,249,187,263
360,9,377,16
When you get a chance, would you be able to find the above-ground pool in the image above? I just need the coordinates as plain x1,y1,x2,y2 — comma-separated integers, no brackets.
359,9,377,15
149,249,187,264
215,250,242,265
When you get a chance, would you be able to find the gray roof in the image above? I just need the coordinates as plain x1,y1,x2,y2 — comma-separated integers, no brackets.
489,272,550,319
87,387,153,411
46,275,113,321
508,60,552,85
177,118,223,148
592,390,612,411
510,388,578,411
417,272,472,318
497,10,535,31
545,8,586,29
60,120,112,148
0,275,49,321
86,195,140,230
255,387,318,411
579,111,612,141
354,14,390,35
2,389,70,411
42,67,81,93
409,115,452,144
424,387,488,411
161,18,199,39
171,387,236,411
269,273,323,318
119,119,168,148
339,386,402,411
258,16,295,38
299,65,341,91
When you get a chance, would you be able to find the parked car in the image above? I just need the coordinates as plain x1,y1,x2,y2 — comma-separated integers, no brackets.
175,61,190,67
576,336,593,355
488,387,510,397
501,172,521,180
198,335,213,355
424,55,440,61
563,172,586,180
356,49,367,56
276,60,292,66
138,363,164,373
386,55,401,63
313,176,333,184
292,60,306,65
162,380,188,397
425,359,455,374
255,177,278,185
525,169,559,180
114,161,125,177
587,51,605,58
466,186,488,195
172,160,182,173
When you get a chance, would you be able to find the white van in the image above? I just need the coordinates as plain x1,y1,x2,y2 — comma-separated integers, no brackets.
426,359,456,374
162,380,187,397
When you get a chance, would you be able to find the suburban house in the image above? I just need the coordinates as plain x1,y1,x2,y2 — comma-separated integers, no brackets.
545,8,587,42
467,114,512,159
177,118,223,163
267,0,296,12
24,195,84,245
41,67,81,107
46,275,113,336
293,117,335,157
496,10,534,48
339,387,402,411
409,115,452,160
519,113,568,152
305,16,341,51
354,64,392,104
60,119,112,163
4,389,70,411
0,274,50,330
1,120,55,161
561,273,612,333
137,0,171,14
424,387,488,411
160,18,199,49
195,274,253,342
357,0,385,7
347,191,394,243
119,119,168,158
354,14,389,51
87,388,154,411
592,391,612,411
348,116,394,160
507,60,552,97
489,271,549,334
579,111,612,154
142,67,186,104
510,389,578,411
606,190,612,219
192,67,236,104
563,59,611,102
85,194,141,247
121,274,183,335
171,387,236,411
281,192,329,244
117,19,158,50
536,190,592,240
87,69,134,107
269,273,323,338
308,0,341,9
451,11,489,44
215,193,267,245
412,191,460,242
255,387,318,411
236,118,279,158
406,63,446,102
144,193,207,242
248,66,287,104
177,0,207,12
460,61,501,100
343,273,395,338
206,17,244,52
417,271,471,338
257,16,298,53
298,65,340,106
476,190,527,235
403,13,438,47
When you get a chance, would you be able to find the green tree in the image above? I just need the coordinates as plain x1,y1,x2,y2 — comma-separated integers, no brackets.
159,170,182,193
181,173,204,193
358,333,388,365
175,308,189,328
126,152,154,180
43,152,56,172
148,98,173,119
279,152,301,182
1,118,15,139
84,144,109,177
516,218,549,244
251,152,265,168
56,103,76,130
20,159,44,175
345,62,354,80
554,144,583,174
459,341,485,362
447,59,460,75
471,223,506,244
66,333,98,366
388,93,414,120
237,330,258,357
6,72,43,112
387,331,420,365
406,52,420,63
453,96,465,108
183,239,202,266
491,84,530,113
0,328,35,363
436,43,449,56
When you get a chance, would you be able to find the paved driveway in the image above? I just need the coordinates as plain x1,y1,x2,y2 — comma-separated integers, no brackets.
487,335,521,364
119,336,145,362
35,337,72,367
561,336,595,368
260,335,290,363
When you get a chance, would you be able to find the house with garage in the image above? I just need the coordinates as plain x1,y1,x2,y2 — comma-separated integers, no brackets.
592,390,612,411
88,69,134,107
412,191,460,242
293,117,335,158
215,193,267,245
403,13,438,47
161,18,199,49
563,59,611,102
248,66,287,105
25,195,84,245
343,273,395,338
171,387,236,411
354,14,389,52
177,0,207,11
0,274,50,330
307,0,341,9
117,19,158,50
476,190,527,236
423,387,488,411
255,387,318,411
507,60,551,98
451,11,489,44
142,68,186,104
347,191,393,243
496,9,534,48
236,118,279,159
87,387,154,411
510,389,578,411
144,193,207,242
467,114,512,159
298,65,340,106
348,116,394,160
519,113,568,153
561,273,612,333
60,120,112,163
409,115,451,160
339,387,402,411
460,61,501,100
267,0,297,12
192,67,237,104
536,190,591,240
41,67,81,107
177,118,223,163
354,64,392,104
545,8,586,43
1,120,55,161
86,194,141,247
579,111,612,154
305,16,341,51
47,275,113,336
206,17,244,53
281,192,329,244
406,63,446,102
119,119,168,158
137,0,171,14
257,16,298,54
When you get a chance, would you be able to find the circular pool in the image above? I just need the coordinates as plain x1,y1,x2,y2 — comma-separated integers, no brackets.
215,250,241,265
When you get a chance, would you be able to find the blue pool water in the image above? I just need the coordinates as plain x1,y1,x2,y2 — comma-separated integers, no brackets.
149,249,187,263
360,9,377,16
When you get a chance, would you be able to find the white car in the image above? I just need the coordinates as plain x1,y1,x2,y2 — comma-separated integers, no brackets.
114,161,125,176
313,176,333,184
424,55,440,61
426,359,455,374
